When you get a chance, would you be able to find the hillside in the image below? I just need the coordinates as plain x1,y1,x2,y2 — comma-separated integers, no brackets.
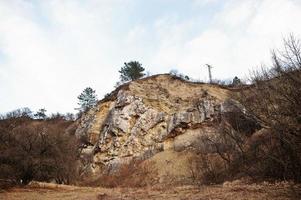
1,70,300,200
74,74,258,183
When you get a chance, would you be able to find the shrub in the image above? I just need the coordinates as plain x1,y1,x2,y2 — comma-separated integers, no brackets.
239,35,301,182
84,160,158,188
190,35,301,184
0,117,79,186
188,153,227,185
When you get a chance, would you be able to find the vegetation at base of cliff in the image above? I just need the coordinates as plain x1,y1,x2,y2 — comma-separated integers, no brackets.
239,34,301,182
0,112,79,188
189,34,301,184
82,160,158,188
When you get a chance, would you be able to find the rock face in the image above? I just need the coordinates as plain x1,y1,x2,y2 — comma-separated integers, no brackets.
75,74,251,176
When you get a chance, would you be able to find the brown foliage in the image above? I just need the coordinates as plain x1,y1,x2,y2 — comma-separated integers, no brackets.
0,116,79,186
84,160,158,188
190,35,301,184
188,153,227,185
239,34,301,182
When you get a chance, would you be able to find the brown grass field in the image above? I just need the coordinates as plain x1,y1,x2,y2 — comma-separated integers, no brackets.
1,181,300,200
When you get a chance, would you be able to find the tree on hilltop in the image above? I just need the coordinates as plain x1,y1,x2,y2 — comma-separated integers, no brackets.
119,61,145,82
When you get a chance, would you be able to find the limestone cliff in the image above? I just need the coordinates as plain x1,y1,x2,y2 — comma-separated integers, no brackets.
75,74,255,179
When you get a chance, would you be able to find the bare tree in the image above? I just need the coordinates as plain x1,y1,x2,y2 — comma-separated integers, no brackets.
0,116,79,185
239,34,301,181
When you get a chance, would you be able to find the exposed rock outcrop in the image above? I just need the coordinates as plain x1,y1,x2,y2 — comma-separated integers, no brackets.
74,74,257,177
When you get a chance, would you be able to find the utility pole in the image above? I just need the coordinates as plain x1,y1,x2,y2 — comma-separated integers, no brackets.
205,64,213,83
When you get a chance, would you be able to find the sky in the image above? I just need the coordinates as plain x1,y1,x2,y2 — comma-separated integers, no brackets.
1,0,301,114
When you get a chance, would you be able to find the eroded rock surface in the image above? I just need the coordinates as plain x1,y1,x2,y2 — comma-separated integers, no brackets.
74,74,253,176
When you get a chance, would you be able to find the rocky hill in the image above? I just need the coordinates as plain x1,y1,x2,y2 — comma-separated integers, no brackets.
75,74,258,182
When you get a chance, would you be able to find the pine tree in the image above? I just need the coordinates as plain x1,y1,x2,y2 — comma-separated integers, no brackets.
77,87,98,112
119,61,145,82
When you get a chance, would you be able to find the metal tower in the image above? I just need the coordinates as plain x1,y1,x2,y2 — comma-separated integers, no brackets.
205,64,213,83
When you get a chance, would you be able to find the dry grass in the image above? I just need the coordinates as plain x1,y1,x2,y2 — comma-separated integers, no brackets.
82,160,158,188
1,181,300,200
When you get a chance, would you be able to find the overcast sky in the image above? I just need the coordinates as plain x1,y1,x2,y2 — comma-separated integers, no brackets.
1,0,301,114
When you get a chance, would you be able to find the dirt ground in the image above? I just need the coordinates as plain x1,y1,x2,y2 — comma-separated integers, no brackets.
1,181,300,200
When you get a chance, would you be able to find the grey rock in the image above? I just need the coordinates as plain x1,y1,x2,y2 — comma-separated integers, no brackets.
76,89,235,175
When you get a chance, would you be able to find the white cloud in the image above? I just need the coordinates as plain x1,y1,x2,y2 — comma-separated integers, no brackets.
193,0,220,7
0,0,121,113
1,0,301,114
149,0,301,80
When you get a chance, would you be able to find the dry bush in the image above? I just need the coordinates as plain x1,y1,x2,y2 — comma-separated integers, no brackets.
188,121,250,185
188,153,227,185
191,35,301,184
239,34,301,182
0,116,79,187
85,160,158,188
188,102,264,185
